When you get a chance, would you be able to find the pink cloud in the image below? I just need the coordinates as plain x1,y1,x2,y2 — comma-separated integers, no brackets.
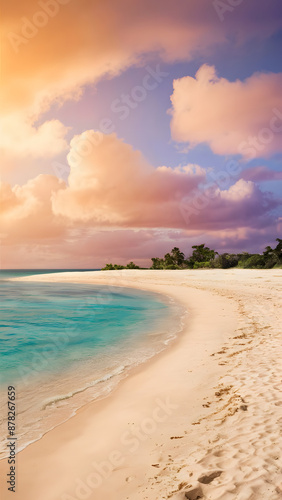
2,225,280,269
241,166,282,182
2,1,282,164
4,0,280,116
52,133,280,231
1,134,280,268
170,65,282,158
2,134,279,238
1,174,67,242
52,132,206,227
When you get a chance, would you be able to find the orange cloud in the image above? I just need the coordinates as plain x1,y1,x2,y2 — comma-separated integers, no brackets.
52,132,206,227
45,132,281,233
2,133,279,240
170,65,282,158
0,1,218,162
1,174,67,242
2,1,281,163
1,133,280,268
0,117,69,159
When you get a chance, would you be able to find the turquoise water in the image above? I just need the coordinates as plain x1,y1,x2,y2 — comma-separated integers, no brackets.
0,269,102,385
0,279,170,385
0,270,184,455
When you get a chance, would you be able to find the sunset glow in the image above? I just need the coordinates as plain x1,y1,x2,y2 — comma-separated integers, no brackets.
1,0,282,268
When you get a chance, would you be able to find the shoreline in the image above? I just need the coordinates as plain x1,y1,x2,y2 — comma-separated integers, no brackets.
0,282,186,461
0,269,281,499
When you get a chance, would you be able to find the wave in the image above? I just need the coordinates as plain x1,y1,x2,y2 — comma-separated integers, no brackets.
0,285,188,459
41,365,126,410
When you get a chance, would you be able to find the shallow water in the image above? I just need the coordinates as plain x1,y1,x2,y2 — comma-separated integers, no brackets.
0,271,185,456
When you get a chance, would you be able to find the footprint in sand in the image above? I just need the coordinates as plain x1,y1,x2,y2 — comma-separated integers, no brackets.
185,484,204,499
198,470,222,484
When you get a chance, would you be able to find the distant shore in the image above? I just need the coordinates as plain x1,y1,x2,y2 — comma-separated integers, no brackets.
1,269,281,500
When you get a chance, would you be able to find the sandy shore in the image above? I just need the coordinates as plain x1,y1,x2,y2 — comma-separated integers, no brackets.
1,269,282,500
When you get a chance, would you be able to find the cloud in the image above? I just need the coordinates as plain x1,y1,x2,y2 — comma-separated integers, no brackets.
2,133,279,238
241,166,282,182
1,225,280,270
2,0,282,162
1,174,67,242
52,132,206,227
1,133,281,268
170,65,282,158
0,117,69,160
1,1,281,268
51,133,280,231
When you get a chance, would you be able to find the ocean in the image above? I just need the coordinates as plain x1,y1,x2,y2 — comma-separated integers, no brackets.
0,270,185,457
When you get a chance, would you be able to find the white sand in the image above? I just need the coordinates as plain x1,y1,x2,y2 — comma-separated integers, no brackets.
0,269,281,500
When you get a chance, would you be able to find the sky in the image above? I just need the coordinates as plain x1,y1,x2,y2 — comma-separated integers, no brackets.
1,0,282,268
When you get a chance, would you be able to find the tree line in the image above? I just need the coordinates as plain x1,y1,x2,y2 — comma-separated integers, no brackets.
102,239,282,270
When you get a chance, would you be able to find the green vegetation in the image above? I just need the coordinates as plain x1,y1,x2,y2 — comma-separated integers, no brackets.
151,244,218,269
102,261,140,270
151,247,185,270
101,239,282,270
151,239,282,269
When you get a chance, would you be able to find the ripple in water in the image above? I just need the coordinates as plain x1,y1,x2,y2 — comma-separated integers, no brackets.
0,274,186,456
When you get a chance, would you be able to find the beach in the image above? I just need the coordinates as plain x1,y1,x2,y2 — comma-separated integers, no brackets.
1,268,282,500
